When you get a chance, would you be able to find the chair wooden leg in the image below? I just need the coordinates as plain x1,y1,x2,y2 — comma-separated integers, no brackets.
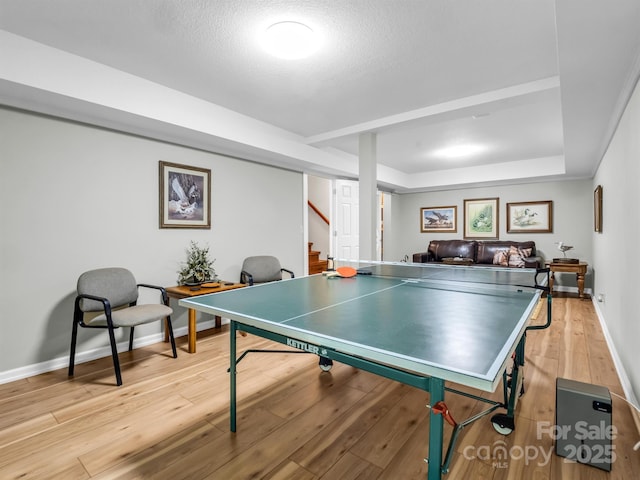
107,326,123,386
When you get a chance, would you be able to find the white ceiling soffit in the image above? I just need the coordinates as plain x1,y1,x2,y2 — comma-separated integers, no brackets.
0,1,639,193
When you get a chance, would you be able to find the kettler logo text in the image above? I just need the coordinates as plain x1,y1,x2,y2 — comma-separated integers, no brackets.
287,338,319,355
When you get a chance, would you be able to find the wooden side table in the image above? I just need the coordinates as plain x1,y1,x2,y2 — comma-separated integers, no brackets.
546,262,588,298
166,282,245,353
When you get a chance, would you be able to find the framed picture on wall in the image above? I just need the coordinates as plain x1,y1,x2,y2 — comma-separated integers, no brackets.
506,200,553,233
159,161,211,229
420,206,457,233
463,197,499,239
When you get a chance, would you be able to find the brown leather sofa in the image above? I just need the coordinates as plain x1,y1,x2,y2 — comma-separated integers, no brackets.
412,239,541,268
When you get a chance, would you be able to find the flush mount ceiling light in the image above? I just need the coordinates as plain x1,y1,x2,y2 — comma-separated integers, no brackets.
434,144,486,159
262,21,320,59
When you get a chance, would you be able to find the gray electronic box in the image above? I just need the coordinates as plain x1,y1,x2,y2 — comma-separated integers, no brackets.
555,377,613,471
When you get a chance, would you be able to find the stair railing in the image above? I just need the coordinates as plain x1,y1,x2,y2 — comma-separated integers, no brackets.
308,200,329,225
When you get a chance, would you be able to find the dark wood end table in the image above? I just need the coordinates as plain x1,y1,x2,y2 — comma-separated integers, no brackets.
546,262,588,298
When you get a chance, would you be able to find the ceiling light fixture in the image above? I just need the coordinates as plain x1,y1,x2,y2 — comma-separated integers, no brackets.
262,21,320,60
434,144,486,159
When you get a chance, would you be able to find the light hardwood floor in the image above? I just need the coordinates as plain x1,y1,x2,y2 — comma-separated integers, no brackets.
1,294,639,479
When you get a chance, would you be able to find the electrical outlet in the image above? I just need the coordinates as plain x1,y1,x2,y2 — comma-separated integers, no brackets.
597,293,606,303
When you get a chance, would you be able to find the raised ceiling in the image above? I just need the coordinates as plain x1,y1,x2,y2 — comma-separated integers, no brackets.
1,0,639,192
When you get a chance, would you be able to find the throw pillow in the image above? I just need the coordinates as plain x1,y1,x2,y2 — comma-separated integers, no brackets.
493,249,509,267
508,246,532,268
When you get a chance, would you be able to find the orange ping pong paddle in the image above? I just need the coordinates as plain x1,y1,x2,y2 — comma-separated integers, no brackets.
322,266,358,278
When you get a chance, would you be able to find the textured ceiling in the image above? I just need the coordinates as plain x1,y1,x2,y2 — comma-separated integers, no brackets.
1,0,639,192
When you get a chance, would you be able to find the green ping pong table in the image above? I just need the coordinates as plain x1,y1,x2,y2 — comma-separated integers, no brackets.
180,261,551,480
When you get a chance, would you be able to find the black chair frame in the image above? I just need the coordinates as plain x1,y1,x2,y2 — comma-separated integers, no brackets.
240,267,295,286
69,283,177,386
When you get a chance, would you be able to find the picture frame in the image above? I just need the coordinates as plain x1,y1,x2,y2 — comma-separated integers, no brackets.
594,185,603,233
159,161,211,229
506,200,553,233
463,197,499,239
420,206,457,233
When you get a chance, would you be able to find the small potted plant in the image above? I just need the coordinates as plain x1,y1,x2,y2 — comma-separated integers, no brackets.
177,241,217,285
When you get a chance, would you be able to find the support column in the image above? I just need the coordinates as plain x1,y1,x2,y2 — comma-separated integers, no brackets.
359,132,377,261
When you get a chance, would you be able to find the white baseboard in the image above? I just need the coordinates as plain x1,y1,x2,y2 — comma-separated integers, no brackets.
591,297,639,408
0,319,221,385
552,286,593,296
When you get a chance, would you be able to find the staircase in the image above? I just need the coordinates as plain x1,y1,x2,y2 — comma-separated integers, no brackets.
308,242,328,275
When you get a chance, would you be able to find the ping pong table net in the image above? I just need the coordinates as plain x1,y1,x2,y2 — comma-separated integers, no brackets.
337,260,550,293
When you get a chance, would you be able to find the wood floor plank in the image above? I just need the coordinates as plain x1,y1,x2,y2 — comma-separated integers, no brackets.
374,413,430,480
0,444,91,480
209,383,367,479
0,393,192,477
88,420,222,479
54,364,213,424
77,395,203,476
290,380,409,476
0,381,90,431
516,354,559,424
557,346,592,384
124,407,286,480
0,412,58,449
318,451,382,480
349,386,430,468
262,460,318,480
587,338,622,390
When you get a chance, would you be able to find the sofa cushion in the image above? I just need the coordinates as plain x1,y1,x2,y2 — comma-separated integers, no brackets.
507,245,533,268
492,249,510,267
476,241,536,265
428,240,477,262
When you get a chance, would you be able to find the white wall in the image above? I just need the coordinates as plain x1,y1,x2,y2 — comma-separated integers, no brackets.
385,180,593,289
592,76,640,404
0,107,305,380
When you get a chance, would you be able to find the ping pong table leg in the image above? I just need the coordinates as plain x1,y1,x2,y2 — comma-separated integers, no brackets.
491,335,527,435
506,336,526,416
230,320,238,432
427,377,445,480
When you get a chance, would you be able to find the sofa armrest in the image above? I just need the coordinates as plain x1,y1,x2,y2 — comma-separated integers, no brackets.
524,256,541,269
412,252,431,263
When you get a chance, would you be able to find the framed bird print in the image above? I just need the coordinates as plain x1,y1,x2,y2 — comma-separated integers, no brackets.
159,161,211,229
463,197,499,239
506,200,553,233
420,206,457,233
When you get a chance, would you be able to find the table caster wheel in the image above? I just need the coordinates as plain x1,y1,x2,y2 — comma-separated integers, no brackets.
319,356,333,371
491,413,514,435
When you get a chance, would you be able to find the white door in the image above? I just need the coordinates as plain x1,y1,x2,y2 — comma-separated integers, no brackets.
333,180,359,260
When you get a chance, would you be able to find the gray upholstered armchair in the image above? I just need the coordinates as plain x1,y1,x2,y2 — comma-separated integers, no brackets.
240,256,294,286
68,267,177,386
